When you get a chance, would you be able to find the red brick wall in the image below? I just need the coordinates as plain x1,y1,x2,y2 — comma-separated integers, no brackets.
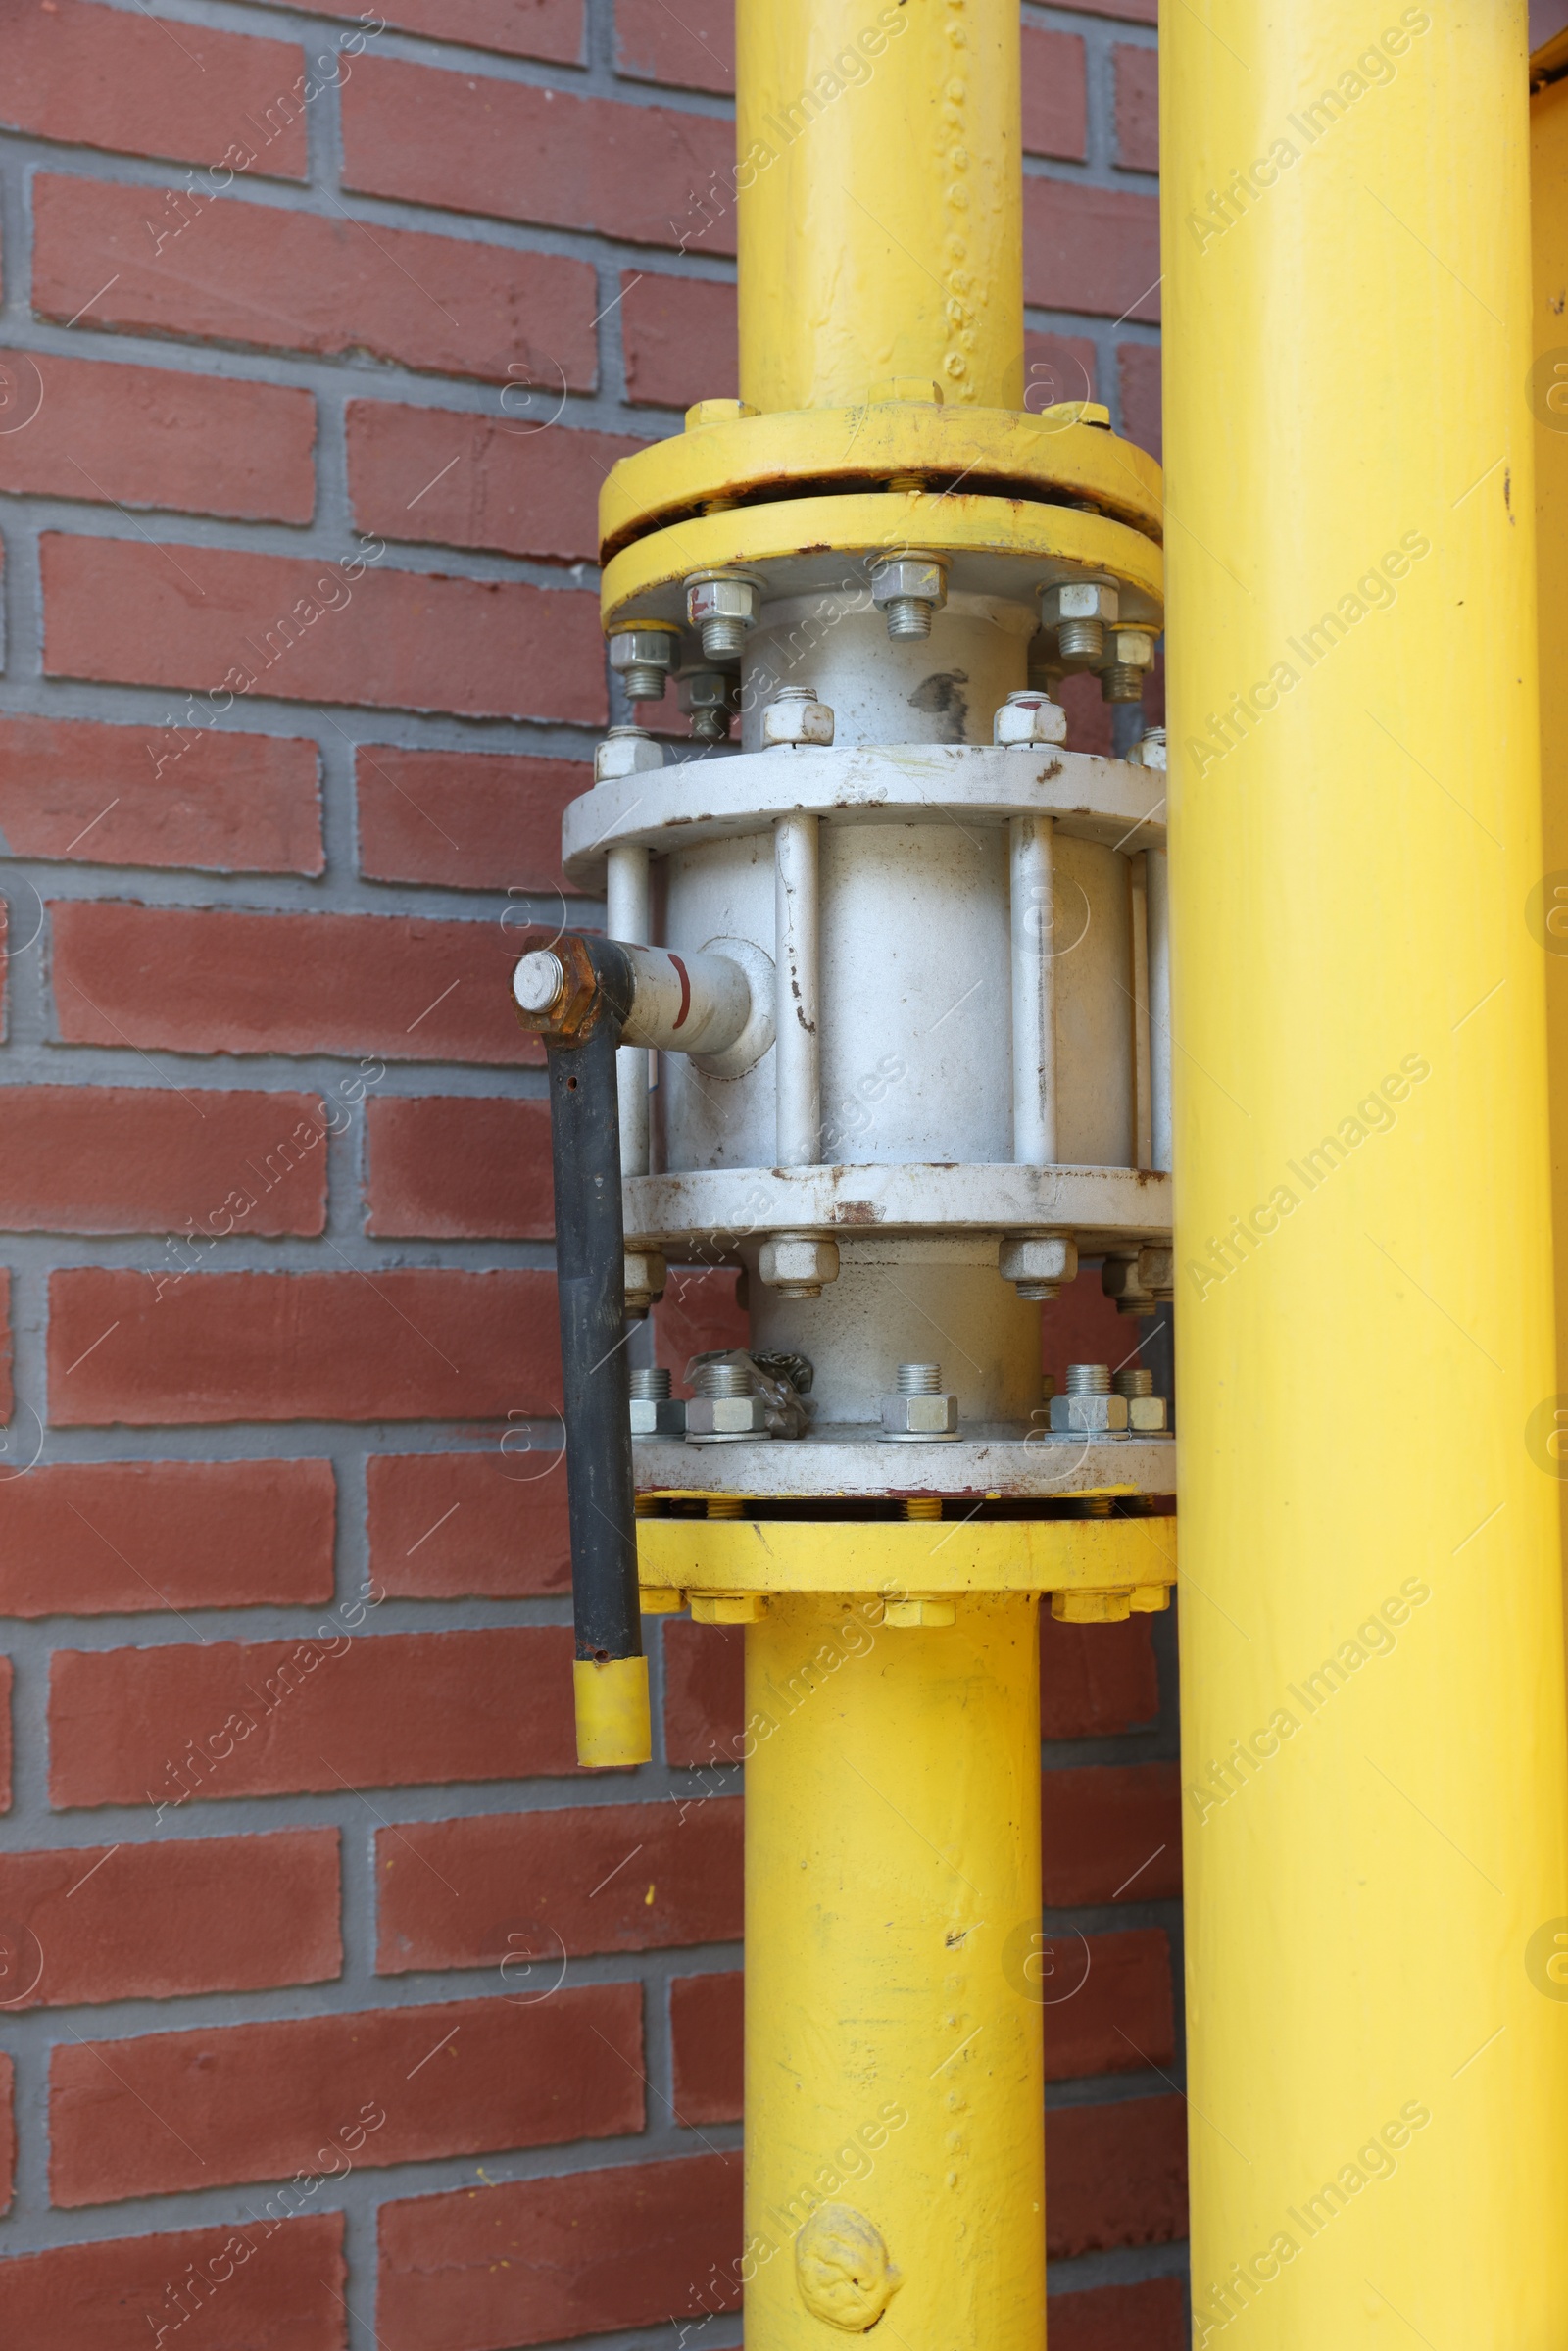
0,2,1176,2344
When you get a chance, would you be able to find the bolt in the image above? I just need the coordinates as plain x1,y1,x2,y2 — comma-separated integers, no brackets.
513,950,564,1016
1065,1362,1112,1395
760,685,836,751
679,668,740,745
594,724,666,783
870,552,948,643
630,1368,672,1400
686,570,760,661
694,1361,754,1397
629,1364,685,1436
608,627,679,704
1112,1367,1153,1398
1129,726,1168,772
994,689,1068,751
897,1362,944,1392
904,1495,943,1521
1041,579,1119,666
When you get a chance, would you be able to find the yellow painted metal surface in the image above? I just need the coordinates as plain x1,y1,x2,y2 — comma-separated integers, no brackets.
743,1592,1045,2351
601,489,1163,634
1535,61,1568,1641
1164,4,1568,2340
735,0,1022,416
635,1510,1177,1594
571,1655,651,1769
598,400,1163,558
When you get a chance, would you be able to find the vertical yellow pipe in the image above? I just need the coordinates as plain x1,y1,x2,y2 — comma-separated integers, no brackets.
1164,6,1568,2342
1533,55,1568,1631
735,0,1022,415
743,1596,1045,2351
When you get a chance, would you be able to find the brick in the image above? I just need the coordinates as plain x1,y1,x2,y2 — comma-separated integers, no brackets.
367,1096,552,1239
616,0,733,93
356,745,586,894
50,1984,640,2207
654,1266,749,1395
41,537,605,726
1043,1764,1182,1906
50,1625,577,1809
1057,670,1113,757
1023,328,1098,417
0,1084,327,1237
348,401,642,563
1024,179,1160,321
1114,42,1159,171
378,1796,742,1974
48,1266,559,1430
254,0,584,61
621,270,737,410
1040,1610,1160,1739
1046,2094,1187,2257
0,349,314,523
0,1270,13,1427
670,1970,742,2125
33,174,597,390
1118,340,1162,462
663,1620,743,1766
0,2214,345,2349
1044,1928,1173,2082
0,1458,334,1617
0,714,321,875
0,1655,11,1813
343,57,737,257
1022,28,1087,162
378,2152,741,2351
0,1828,339,2009
50,903,544,1066
1048,2278,1187,2351
368,1452,571,1599
0,0,307,175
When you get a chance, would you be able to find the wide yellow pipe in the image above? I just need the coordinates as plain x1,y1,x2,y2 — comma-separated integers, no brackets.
735,0,1022,416
1533,54,1568,1642
1164,4,1568,2338
743,1595,1044,2351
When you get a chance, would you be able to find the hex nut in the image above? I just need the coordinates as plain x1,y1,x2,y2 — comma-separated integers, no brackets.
870,555,947,609
1048,1393,1130,1436
883,1594,956,1628
630,1396,687,1436
759,1234,840,1298
1137,1246,1174,1298
683,399,757,431
1000,1234,1078,1300
608,628,679,677
1128,726,1167,771
594,726,666,783
1041,580,1120,630
687,1393,770,1439
1102,1254,1155,1316
623,1249,667,1318
993,691,1069,750
880,1390,959,1441
760,691,836,751
1103,627,1155,670
1127,1395,1169,1433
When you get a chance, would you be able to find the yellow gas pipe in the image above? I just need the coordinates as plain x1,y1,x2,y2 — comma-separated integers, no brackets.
1164,5,1568,2341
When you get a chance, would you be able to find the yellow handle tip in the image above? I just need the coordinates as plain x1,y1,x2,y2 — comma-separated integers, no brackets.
573,1656,652,1769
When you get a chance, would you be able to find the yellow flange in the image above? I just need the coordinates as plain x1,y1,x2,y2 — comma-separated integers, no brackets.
601,489,1164,635
635,1511,1177,1596
599,400,1163,561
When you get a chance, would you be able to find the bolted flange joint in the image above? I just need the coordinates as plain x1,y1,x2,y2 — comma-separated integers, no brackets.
685,569,760,661
760,686,836,751
1041,578,1120,665
993,689,1068,751
594,724,666,784
1000,1233,1077,1300
870,551,948,643
679,668,741,744
759,1232,840,1298
608,624,680,705
879,1361,959,1443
